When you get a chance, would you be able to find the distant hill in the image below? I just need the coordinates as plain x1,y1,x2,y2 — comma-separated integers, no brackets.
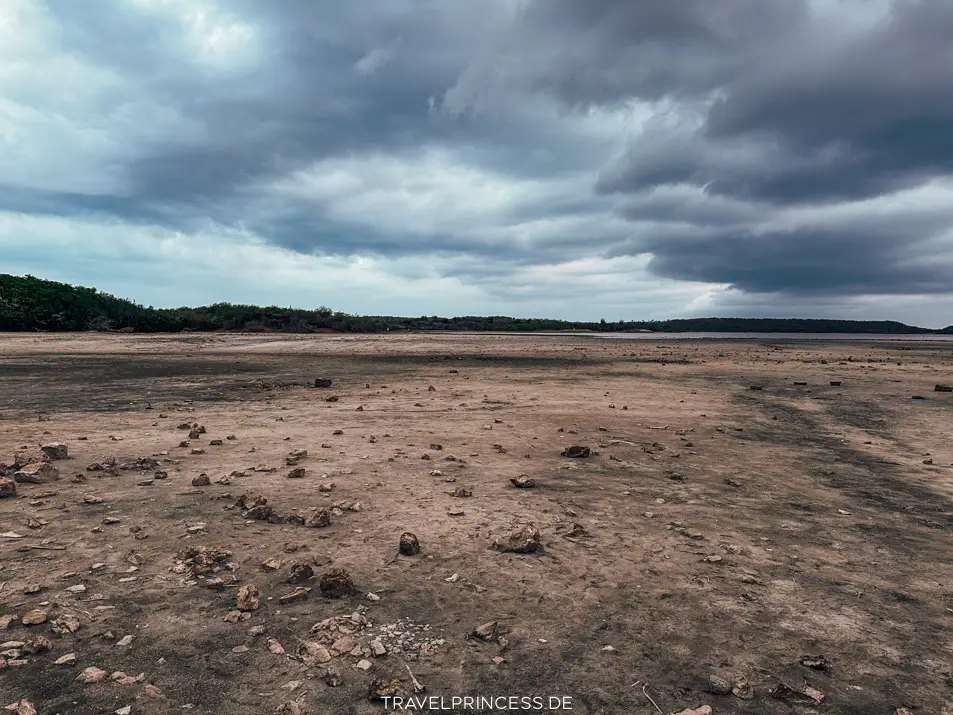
1,273,950,334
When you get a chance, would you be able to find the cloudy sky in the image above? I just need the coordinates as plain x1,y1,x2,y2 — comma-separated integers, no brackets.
2,0,953,325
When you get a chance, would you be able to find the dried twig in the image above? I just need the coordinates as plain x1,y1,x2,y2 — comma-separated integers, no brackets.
642,684,664,715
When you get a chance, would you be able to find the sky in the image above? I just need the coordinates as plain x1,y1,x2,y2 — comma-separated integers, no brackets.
2,0,953,326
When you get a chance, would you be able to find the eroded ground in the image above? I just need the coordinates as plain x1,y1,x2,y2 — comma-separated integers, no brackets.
2,333,953,715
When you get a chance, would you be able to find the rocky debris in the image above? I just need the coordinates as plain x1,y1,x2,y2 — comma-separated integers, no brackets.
224,611,250,623
21,635,52,654
286,449,308,466
191,474,210,487
708,674,732,695
275,699,311,715
469,621,508,648
935,384,953,392
13,462,59,484
298,640,332,666
509,474,535,488
672,708,712,715
41,443,69,460
54,653,76,665
0,615,18,630
267,638,286,655
83,494,104,504
319,569,355,598
561,445,591,458
492,524,542,554
771,680,824,704
563,523,589,539
314,378,333,388
51,614,82,635
209,439,223,446
174,546,234,576
77,666,109,684
800,654,830,672
21,610,48,626
278,587,311,604
6,700,37,715
252,465,277,473
829,380,841,387
399,532,421,556
304,509,331,528
369,677,411,701
749,385,763,391
0,478,15,498
262,558,282,571
236,584,260,612
318,482,334,492
287,467,306,479
449,487,472,497
286,563,314,584
370,640,387,657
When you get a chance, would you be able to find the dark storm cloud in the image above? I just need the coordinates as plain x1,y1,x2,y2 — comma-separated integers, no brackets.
6,0,953,314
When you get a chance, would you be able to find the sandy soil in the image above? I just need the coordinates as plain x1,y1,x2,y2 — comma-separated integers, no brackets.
2,332,953,715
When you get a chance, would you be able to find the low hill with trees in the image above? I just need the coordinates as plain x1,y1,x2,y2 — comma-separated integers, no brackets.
1,274,949,334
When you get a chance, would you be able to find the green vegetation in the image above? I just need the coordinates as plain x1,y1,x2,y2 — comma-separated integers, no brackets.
1,273,949,334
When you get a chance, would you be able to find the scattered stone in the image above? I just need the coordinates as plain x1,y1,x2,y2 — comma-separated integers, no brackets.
935,384,953,392
76,666,109,684
83,494,104,504
800,654,830,672
236,584,260,612
267,638,286,654
399,532,421,556
509,474,535,489
223,610,250,623
6,700,37,715
449,487,472,497
116,635,134,647
54,652,77,665
561,445,591,458
771,680,824,704
492,524,542,554
304,509,331,528
287,467,306,479
41,443,69,460
314,378,332,388
13,462,59,484
21,635,52,654
0,616,18,630
278,587,311,604
672,708,712,715
102,517,121,525
0,478,15,498
209,439,223,446
319,569,355,598
749,385,763,391
829,381,842,387
370,639,387,657
286,563,314,584
318,482,334,492
190,448,206,455
262,558,282,571
708,674,732,695
21,610,48,626
469,621,508,647
355,659,373,671
275,699,311,715
368,678,410,701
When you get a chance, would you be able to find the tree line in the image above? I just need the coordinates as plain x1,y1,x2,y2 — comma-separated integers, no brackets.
1,274,950,334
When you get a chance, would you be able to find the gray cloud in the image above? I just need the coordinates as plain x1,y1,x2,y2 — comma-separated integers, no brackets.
3,0,953,323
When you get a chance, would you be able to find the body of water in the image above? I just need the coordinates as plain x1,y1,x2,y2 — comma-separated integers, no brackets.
533,332,953,341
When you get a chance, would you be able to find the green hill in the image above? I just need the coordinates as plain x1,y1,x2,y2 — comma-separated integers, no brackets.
1,273,949,334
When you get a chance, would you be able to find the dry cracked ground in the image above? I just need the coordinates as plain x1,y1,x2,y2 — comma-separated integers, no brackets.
2,333,953,715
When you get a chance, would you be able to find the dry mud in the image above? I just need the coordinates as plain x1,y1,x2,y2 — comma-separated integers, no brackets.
2,332,953,715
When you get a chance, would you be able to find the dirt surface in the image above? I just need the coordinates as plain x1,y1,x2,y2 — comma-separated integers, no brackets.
2,332,953,715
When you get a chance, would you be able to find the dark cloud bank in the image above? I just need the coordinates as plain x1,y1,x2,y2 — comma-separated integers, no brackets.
6,0,953,320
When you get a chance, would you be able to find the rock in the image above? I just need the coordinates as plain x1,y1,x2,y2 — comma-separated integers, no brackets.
749,385,763,391
7,700,36,715
449,487,472,497
41,443,69,460
278,587,311,604
304,509,331,528
83,494,104,504
0,615,18,630
246,504,276,521
236,584,260,612
51,614,82,635
672,708,712,715
469,621,508,647
223,610,249,623
287,467,306,479
22,635,53,654
509,474,535,488
209,439,223,446
0,478,15,498
561,445,591,458
830,380,841,386
731,676,755,699
318,482,334,492
77,666,109,684
299,641,332,665
800,654,830,672
771,680,824,704
399,532,421,556
275,700,311,715
13,462,59,484
936,384,953,392
492,524,542,554
267,638,286,655
286,563,314,584
314,378,332,388
370,640,387,657
368,678,410,701
190,448,206,455
708,674,732,695
355,659,373,671
116,635,134,646
54,652,77,665
21,610,48,626
262,558,282,571
319,569,355,598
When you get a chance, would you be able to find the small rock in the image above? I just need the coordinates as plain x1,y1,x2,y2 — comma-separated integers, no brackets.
21,610,48,626
399,532,421,556
278,587,311,604
51,614,82,635
13,462,59,484
368,677,410,701
492,524,542,554
267,638,286,654
77,666,109,684
355,659,373,671
449,487,472,497
236,583,260,612
286,563,315,584
935,384,953,392
191,475,210,487
304,509,331,528
287,467,306,479
22,635,53,654
54,652,77,665
560,445,591,458
314,378,332,388
370,640,387,657
319,569,355,598
672,708,712,715
509,474,535,489
7,700,37,715
708,674,732,695
116,635,134,646
0,478,16,498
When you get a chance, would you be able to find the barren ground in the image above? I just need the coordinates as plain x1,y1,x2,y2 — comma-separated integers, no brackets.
2,332,953,715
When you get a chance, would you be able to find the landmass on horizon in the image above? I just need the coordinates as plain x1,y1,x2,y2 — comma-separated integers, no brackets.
2,274,951,335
